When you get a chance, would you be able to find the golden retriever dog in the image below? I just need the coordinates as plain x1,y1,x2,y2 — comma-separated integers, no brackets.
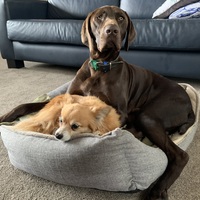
14,94,120,141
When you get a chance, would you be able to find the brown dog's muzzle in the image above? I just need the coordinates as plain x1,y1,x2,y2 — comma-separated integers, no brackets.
98,22,121,53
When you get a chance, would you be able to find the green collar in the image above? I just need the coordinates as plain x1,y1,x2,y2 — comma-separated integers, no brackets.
89,58,123,73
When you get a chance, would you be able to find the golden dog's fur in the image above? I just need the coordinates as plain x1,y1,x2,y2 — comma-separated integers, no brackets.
14,94,120,141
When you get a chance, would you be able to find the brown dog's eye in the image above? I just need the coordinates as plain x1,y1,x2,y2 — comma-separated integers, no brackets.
118,16,124,21
71,123,79,130
97,14,103,20
97,11,105,21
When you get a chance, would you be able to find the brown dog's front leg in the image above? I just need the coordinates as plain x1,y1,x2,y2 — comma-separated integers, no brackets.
0,102,48,123
147,144,188,200
137,113,189,200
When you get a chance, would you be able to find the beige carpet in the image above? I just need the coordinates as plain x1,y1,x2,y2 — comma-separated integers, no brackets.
0,55,200,200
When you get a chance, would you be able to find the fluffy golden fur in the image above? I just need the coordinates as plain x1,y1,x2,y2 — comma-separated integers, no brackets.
14,94,120,141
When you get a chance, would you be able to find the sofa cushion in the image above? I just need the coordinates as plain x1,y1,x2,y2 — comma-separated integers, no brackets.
7,18,200,51
130,19,200,51
7,20,83,46
47,0,120,19
120,0,165,19
5,0,48,20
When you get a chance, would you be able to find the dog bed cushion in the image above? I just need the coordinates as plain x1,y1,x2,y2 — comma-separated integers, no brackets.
0,83,199,192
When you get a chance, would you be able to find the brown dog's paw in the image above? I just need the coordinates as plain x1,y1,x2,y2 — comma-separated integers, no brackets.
145,190,168,200
141,188,168,200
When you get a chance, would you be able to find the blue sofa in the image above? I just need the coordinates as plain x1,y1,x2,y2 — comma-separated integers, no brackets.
0,0,200,79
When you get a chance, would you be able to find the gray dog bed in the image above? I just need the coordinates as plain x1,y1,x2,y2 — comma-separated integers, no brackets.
0,83,199,192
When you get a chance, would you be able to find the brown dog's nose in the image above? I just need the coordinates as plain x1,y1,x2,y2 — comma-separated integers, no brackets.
104,24,119,35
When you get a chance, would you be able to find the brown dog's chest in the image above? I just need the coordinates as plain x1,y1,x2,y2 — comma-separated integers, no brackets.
80,71,118,105
78,71,131,126
73,61,154,114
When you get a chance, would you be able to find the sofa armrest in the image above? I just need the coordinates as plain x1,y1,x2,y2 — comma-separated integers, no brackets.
0,0,47,66
0,0,15,60
5,0,48,19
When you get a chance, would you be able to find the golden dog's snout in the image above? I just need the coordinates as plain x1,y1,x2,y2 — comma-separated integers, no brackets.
55,132,63,140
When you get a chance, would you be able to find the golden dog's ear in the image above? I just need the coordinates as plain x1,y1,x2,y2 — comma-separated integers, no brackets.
124,12,136,51
91,106,111,122
81,12,96,51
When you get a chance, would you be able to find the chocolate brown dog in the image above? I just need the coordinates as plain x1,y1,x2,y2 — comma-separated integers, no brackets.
68,6,195,200
0,5,195,200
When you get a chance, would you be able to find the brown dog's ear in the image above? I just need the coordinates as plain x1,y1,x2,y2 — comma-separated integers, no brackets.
124,12,136,51
81,11,96,51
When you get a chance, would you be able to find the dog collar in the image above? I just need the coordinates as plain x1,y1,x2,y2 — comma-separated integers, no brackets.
89,58,123,73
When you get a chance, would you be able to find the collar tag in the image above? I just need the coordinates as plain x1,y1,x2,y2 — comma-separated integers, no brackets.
89,58,123,73
90,60,99,71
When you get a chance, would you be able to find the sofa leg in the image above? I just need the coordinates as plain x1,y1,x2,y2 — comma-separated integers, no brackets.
7,59,24,68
